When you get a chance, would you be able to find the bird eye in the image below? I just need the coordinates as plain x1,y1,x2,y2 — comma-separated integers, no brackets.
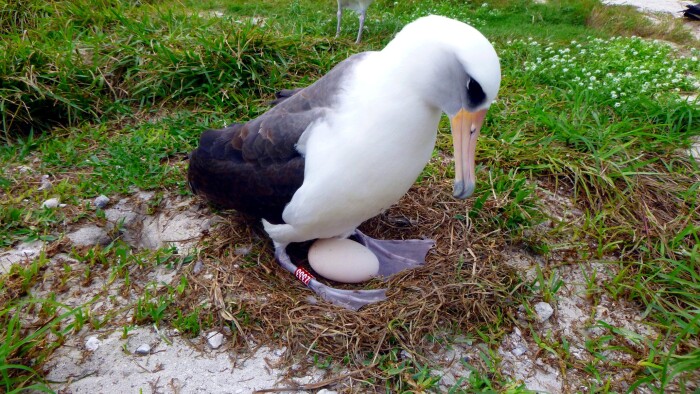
466,79,486,108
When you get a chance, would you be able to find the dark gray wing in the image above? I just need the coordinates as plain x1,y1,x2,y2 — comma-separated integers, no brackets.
188,52,369,223
267,88,305,106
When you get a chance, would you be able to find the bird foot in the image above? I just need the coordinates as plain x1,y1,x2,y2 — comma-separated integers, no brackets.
274,244,386,311
309,280,386,311
271,231,433,311
352,230,434,277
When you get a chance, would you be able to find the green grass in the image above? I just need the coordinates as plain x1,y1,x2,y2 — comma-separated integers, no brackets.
1,0,699,391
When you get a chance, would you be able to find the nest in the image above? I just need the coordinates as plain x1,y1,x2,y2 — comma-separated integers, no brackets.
185,177,522,382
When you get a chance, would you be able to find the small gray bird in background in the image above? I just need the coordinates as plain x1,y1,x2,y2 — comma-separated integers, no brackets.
336,0,374,43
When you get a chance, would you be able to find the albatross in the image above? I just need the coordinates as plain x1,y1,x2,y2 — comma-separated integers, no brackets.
188,15,501,310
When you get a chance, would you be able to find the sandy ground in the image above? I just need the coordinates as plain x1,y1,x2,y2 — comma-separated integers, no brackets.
604,0,700,39
3,1,699,393
603,0,692,14
43,330,299,394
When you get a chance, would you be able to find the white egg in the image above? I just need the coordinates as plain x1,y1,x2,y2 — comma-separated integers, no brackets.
308,238,379,283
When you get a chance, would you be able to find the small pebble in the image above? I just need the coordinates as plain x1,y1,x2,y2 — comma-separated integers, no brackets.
317,390,338,394
206,331,224,349
135,343,151,355
42,198,60,209
512,345,528,357
513,326,522,337
534,301,554,322
38,175,52,191
85,336,100,351
94,195,110,209
193,260,204,275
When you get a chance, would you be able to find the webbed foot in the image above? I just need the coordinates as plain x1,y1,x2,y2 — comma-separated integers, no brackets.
352,230,434,277
309,280,386,311
273,242,386,311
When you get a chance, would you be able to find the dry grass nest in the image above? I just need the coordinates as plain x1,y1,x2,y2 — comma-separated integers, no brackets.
185,177,525,371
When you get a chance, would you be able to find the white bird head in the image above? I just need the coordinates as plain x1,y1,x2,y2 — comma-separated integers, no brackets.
387,15,502,198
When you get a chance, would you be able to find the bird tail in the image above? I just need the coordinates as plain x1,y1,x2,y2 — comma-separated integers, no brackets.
187,124,243,195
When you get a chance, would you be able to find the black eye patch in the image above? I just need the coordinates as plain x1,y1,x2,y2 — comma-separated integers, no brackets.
466,79,486,108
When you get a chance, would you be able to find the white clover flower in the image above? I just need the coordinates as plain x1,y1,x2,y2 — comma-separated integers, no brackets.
611,91,618,99
692,56,698,62
614,102,621,107
563,68,569,72
590,76,597,81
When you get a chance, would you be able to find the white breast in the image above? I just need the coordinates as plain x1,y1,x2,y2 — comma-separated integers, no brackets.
278,55,442,243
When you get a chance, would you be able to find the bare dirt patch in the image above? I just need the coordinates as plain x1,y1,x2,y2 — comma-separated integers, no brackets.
5,175,689,392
